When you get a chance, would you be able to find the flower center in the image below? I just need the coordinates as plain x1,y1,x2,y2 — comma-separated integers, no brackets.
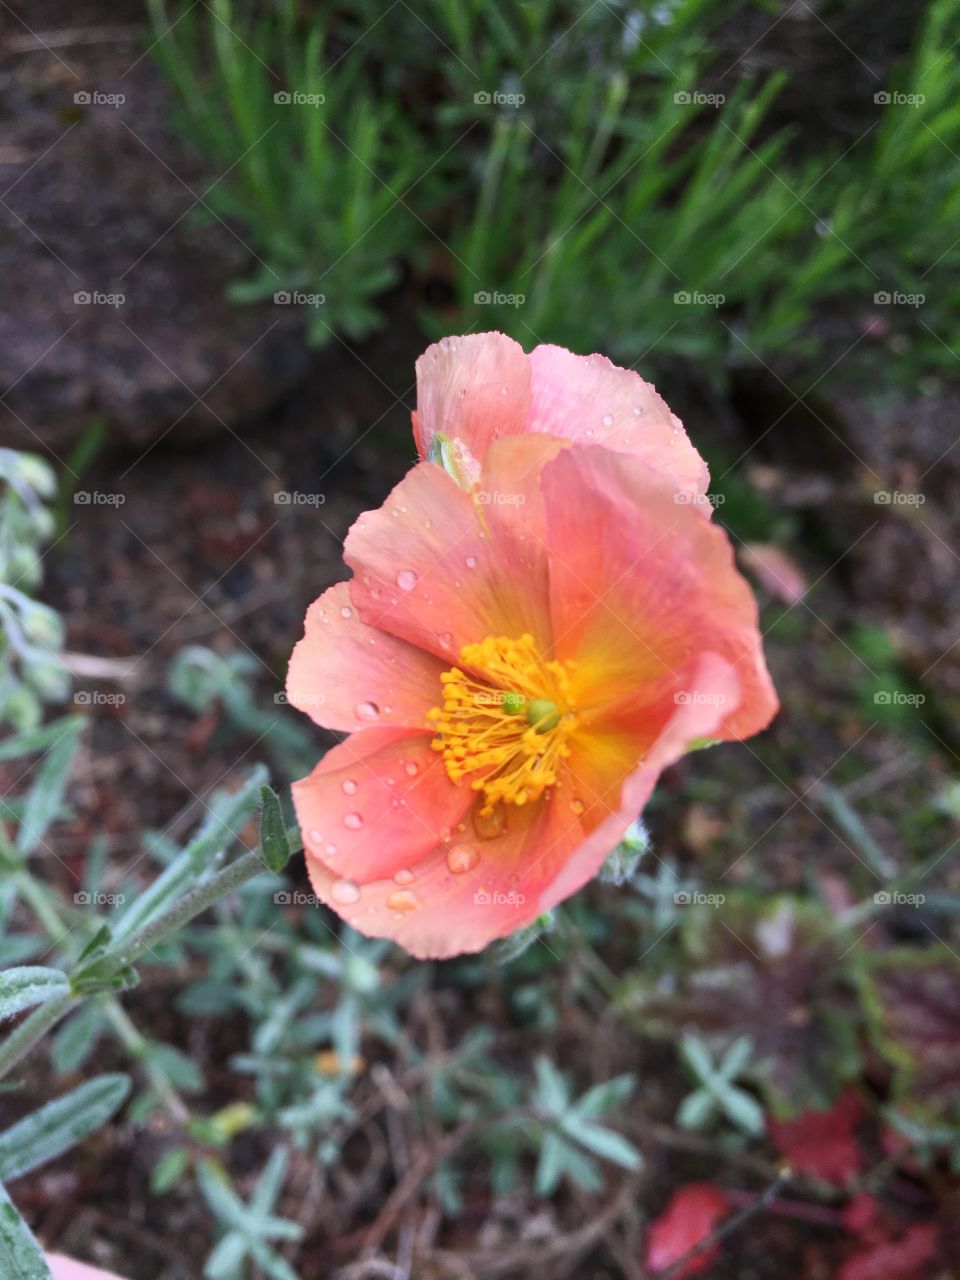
427,633,577,815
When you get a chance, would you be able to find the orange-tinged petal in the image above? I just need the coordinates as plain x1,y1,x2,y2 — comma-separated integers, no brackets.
304,652,737,958
293,727,472,882
286,581,447,732
344,458,553,660
527,344,709,497
541,445,778,741
413,332,531,461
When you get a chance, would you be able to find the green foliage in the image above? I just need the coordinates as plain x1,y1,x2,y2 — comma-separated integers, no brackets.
676,1033,765,1135
198,1151,302,1280
0,1074,131,1183
0,451,69,730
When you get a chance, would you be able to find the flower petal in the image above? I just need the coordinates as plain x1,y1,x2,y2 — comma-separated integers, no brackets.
286,581,447,732
413,332,531,460
527,345,709,498
541,445,778,742
344,457,553,660
305,654,737,958
293,728,472,882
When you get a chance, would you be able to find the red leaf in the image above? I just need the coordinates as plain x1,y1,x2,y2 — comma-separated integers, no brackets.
768,1088,863,1186
646,1182,730,1277
839,1224,938,1280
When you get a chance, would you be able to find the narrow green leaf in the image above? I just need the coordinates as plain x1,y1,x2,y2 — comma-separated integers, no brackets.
258,787,291,873
0,1183,51,1280
0,1072,130,1182
15,718,84,854
0,968,70,1021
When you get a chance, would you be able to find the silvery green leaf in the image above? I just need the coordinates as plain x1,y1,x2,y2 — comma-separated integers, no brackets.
0,967,69,1021
0,1073,130,1181
0,1183,51,1280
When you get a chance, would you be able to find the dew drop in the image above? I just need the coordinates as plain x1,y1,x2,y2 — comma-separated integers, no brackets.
633,405,642,416
308,828,324,844
472,802,508,841
355,701,380,721
387,889,420,912
343,812,364,830
331,879,360,905
397,569,418,591
394,867,415,885
446,845,479,875
325,843,338,857
465,555,478,569
439,631,454,648
340,605,353,619
569,797,585,816
405,761,419,777
341,779,358,795
602,413,614,426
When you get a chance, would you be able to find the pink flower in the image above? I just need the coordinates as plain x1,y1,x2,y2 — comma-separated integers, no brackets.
287,428,777,959
45,1255,128,1280
412,332,709,498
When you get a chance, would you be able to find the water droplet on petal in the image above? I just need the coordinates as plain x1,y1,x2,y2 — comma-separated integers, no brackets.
355,701,380,721
602,413,614,426
340,606,353,618
343,812,363,830
405,761,419,777
309,828,324,844
472,802,508,841
331,879,360,905
569,797,585,816
633,405,642,415
439,631,454,648
394,868,415,885
387,888,420,912
341,779,358,795
397,569,418,591
446,845,479,875
465,555,477,569
325,843,338,857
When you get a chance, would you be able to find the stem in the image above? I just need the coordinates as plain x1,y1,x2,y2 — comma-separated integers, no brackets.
120,830,301,966
0,991,76,1080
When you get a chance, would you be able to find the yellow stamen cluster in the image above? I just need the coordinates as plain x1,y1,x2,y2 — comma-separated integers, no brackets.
427,633,577,814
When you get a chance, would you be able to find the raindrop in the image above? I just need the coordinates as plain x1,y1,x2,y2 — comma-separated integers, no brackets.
387,889,420,912
446,845,479,875
343,812,364,830
439,632,454,648
340,606,353,619
309,828,324,844
633,406,642,415
341,779,358,795
472,802,508,841
394,868,415,885
405,761,419,777
602,413,614,426
465,555,478,569
397,568,418,591
569,798,585,816
355,701,380,721
325,843,338,857
331,879,360,905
